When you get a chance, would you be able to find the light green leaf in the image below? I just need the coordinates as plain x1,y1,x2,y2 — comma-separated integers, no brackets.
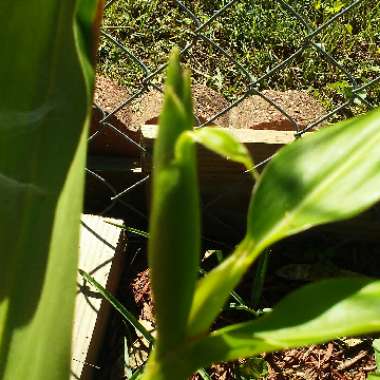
186,278,380,369
188,108,380,337
187,238,256,336
0,1,101,379
190,128,255,175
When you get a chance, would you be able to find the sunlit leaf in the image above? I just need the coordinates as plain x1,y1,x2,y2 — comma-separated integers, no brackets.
190,128,254,175
247,107,380,251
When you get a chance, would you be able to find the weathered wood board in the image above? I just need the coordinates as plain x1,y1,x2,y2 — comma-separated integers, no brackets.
141,125,300,204
141,125,301,178
71,215,126,380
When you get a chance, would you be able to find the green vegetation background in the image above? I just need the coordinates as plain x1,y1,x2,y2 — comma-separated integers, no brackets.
98,0,379,116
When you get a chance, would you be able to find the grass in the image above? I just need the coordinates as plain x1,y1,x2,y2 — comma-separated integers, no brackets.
98,0,380,118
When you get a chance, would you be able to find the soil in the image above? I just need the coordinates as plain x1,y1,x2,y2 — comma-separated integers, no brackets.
229,90,325,131
90,76,138,157
93,75,132,126
130,84,230,128
92,75,325,135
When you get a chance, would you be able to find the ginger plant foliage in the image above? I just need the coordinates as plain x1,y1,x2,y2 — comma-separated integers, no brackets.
142,49,380,380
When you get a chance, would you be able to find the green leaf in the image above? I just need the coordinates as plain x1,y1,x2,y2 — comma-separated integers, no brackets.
251,250,270,308
186,278,380,369
237,357,268,379
0,1,102,379
247,107,380,251
104,220,150,239
197,368,212,380
373,339,380,373
79,270,154,344
148,49,200,355
188,108,380,336
190,128,255,175
344,23,353,34
187,238,256,336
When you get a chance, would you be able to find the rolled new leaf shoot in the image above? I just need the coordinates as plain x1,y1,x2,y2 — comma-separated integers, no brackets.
147,49,200,357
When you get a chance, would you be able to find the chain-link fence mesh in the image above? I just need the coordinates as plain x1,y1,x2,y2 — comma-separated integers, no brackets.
86,0,380,243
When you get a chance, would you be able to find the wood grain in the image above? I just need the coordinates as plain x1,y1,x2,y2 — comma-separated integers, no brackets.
71,215,126,380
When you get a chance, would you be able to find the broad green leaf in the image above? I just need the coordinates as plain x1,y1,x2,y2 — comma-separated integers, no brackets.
148,50,200,355
188,108,380,336
190,128,254,175
247,107,380,251
0,1,101,379
185,278,380,372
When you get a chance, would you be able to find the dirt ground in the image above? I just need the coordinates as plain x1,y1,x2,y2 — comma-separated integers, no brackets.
93,75,324,135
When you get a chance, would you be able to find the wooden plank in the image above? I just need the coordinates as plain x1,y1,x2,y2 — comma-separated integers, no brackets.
141,125,305,203
71,215,126,380
141,125,310,180
141,124,299,144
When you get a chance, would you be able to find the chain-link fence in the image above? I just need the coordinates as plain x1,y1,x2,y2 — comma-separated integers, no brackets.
86,0,380,244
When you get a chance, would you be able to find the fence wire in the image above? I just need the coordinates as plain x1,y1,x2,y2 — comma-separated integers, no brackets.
86,0,380,243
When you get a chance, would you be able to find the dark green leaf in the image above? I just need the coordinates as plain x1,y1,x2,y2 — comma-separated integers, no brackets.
0,1,101,379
